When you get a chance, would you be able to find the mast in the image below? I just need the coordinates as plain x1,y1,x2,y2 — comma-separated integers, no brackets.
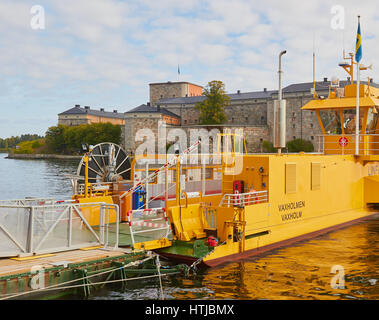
355,15,361,155
356,58,360,155
278,50,287,155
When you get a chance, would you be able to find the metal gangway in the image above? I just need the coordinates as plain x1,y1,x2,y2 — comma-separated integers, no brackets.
0,198,119,258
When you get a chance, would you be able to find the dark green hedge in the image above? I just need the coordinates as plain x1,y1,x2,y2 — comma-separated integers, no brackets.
286,138,314,152
45,123,121,154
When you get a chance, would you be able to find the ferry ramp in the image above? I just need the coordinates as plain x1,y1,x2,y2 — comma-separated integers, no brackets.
0,199,119,258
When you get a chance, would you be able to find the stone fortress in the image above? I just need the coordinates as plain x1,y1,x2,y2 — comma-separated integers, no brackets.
59,77,377,156
123,77,373,155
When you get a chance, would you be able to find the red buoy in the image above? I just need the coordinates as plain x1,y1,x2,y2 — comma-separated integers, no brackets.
207,236,218,247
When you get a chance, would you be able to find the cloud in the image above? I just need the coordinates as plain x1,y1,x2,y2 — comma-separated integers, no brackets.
0,0,378,137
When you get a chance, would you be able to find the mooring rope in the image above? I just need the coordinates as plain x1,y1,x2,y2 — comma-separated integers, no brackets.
2,272,181,298
0,253,170,300
155,255,164,300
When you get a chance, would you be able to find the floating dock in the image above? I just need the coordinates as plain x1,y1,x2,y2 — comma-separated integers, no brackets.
0,198,185,299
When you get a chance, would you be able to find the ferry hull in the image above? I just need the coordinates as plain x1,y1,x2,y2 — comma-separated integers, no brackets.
159,154,379,268
159,211,379,267
202,211,379,267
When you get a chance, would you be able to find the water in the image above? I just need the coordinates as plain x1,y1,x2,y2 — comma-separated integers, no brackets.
0,153,378,300
0,153,78,201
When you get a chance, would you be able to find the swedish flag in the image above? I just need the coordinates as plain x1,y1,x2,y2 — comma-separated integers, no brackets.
355,17,362,63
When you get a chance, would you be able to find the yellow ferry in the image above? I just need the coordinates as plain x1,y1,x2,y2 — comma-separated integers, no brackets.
156,51,379,266
64,48,379,268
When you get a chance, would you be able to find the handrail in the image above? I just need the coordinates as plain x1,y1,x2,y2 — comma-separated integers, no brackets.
316,134,379,155
0,201,119,257
126,207,170,247
219,190,268,207
0,198,55,205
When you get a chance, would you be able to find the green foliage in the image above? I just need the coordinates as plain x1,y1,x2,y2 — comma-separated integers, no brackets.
286,138,314,152
0,134,43,150
31,140,43,149
262,140,276,153
195,80,230,125
45,123,121,154
13,139,45,154
45,124,67,153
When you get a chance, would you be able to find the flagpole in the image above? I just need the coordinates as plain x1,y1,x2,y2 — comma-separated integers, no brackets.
356,61,360,155
355,15,361,156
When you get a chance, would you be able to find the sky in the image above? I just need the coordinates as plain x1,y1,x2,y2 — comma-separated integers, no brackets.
0,0,378,138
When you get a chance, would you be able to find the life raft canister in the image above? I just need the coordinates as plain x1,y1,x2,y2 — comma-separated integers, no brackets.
207,236,218,247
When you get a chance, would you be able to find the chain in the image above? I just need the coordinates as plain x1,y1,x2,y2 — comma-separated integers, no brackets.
187,240,227,275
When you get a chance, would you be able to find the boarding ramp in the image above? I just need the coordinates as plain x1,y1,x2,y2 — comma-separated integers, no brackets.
0,199,119,258
126,207,171,250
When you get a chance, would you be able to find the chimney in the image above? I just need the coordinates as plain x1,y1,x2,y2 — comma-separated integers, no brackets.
264,88,267,92
324,77,328,82
237,90,240,94
75,104,80,108
84,106,90,110
147,102,150,106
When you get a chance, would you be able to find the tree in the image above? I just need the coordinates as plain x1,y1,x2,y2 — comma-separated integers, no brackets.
45,123,121,154
286,138,314,152
45,124,67,153
262,140,276,153
195,80,230,125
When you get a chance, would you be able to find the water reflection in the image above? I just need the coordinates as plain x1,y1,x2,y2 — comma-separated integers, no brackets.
90,217,378,300
0,153,378,300
189,217,379,300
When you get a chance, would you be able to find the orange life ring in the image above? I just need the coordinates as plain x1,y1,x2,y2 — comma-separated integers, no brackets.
246,189,258,205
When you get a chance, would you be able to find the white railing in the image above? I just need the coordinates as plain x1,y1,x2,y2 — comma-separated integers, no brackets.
0,198,55,206
0,201,119,258
316,134,379,155
219,190,268,207
126,207,171,248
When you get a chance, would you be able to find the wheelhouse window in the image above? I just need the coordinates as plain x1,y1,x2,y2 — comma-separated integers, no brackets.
343,109,364,134
319,110,341,134
366,107,379,134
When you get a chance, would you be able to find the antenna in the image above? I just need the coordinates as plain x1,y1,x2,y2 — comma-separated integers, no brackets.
339,51,354,82
342,28,345,54
313,51,316,97
312,32,317,99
